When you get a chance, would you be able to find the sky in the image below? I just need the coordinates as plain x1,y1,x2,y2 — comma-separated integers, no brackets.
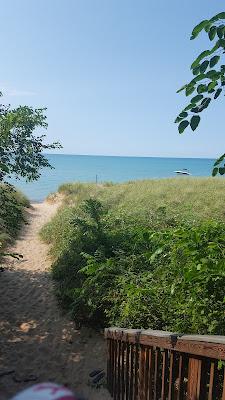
1,0,224,158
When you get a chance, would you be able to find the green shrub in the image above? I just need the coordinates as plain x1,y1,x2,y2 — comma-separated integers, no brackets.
41,179,225,334
106,222,225,334
0,184,29,254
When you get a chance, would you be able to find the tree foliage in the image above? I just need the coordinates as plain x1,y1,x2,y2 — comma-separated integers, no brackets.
0,91,61,258
0,92,61,182
176,12,225,175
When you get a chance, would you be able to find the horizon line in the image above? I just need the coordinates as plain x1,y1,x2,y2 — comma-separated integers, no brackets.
44,152,216,160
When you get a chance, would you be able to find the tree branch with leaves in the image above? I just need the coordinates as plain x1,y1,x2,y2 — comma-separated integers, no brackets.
0,92,62,182
175,12,225,175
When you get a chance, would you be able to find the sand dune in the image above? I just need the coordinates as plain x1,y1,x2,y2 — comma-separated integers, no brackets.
0,201,110,399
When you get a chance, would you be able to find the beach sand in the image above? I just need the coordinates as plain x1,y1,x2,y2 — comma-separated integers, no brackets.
0,200,110,400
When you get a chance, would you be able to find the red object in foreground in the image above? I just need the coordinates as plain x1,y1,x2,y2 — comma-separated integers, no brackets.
105,328,225,400
11,382,79,400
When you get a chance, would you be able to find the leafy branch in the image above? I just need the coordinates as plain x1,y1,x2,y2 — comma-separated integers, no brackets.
175,12,225,175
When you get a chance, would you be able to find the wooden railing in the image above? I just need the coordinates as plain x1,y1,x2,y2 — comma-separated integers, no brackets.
105,328,225,400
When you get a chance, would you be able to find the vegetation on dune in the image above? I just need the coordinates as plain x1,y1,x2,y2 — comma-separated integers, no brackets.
41,179,225,334
0,184,30,257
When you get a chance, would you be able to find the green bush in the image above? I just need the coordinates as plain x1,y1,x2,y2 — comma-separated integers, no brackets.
41,179,225,334
0,184,29,254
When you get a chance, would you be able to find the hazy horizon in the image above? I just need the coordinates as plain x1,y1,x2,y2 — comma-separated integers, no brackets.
44,152,216,160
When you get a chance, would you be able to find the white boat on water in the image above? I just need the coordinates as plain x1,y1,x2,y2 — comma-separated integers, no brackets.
174,169,191,176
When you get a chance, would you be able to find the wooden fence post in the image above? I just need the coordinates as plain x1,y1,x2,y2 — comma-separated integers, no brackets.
187,357,202,400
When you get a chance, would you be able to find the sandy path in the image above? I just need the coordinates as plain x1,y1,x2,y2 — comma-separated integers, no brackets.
0,201,110,400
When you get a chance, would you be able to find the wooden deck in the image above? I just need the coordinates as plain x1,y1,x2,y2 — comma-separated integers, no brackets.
105,328,225,400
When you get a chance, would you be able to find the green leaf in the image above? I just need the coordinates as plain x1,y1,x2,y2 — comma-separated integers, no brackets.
186,86,195,96
191,20,209,40
218,38,225,48
207,81,217,92
201,97,211,109
179,112,188,118
212,167,218,176
197,84,207,94
200,60,209,73
191,106,200,113
206,70,221,80
190,73,206,85
214,153,225,166
175,112,188,123
184,103,194,112
214,88,222,99
210,12,225,23
209,55,220,68
190,115,200,131
191,50,211,69
191,94,203,104
193,67,200,76
208,26,217,41
174,117,182,123
217,25,225,39
219,167,225,175
0,162,9,172
178,120,189,134
177,84,187,93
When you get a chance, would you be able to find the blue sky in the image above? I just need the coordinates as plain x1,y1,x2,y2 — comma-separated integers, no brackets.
1,0,224,158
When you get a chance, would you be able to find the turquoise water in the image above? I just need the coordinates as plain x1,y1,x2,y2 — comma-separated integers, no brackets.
10,154,216,202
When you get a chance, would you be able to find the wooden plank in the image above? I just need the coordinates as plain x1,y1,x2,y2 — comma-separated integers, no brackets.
187,356,202,400
138,345,146,400
130,344,135,400
125,343,130,400
148,347,153,400
144,348,150,400
222,367,225,400
153,348,160,400
161,350,168,400
168,351,176,400
105,329,225,346
208,360,215,400
117,340,121,400
176,354,185,400
113,340,118,400
199,358,208,400
105,329,225,361
111,339,115,397
134,344,139,399
121,341,125,400
175,339,225,362
107,339,111,394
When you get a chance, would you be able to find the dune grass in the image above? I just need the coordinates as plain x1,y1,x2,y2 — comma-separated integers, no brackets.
40,177,225,333
59,177,224,221
0,184,30,254
42,177,224,262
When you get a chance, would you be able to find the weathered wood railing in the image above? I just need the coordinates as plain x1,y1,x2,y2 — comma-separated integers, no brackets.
105,328,225,400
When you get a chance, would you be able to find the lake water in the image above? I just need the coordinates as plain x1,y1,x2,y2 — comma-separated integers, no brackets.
10,154,216,201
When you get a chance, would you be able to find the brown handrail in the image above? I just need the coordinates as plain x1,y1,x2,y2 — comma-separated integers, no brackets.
105,327,225,400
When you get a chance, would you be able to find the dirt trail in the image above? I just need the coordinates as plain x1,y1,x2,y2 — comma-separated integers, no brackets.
0,201,110,400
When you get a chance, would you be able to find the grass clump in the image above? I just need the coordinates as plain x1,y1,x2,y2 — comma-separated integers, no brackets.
41,178,225,334
0,184,30,255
